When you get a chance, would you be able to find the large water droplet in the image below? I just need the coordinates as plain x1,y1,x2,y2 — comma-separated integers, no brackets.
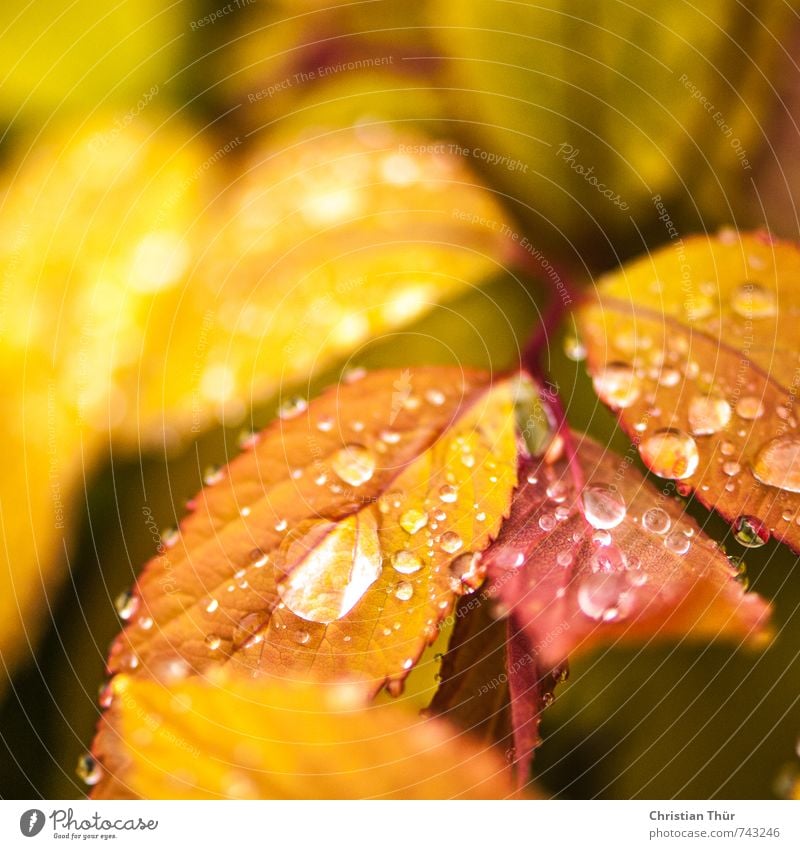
440,531,463,554
331,444,375,487
592,362,639,409
642,507,671,535
277,514,382,623
639,428,699,480
731,281,776,319
577,571,634,622
448,551,485,595
581,483,626,530
392,550,423,574
688,395,732,436
752,436,800,493
733,515,770,548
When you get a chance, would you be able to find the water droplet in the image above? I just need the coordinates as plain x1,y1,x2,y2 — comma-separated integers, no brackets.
250,549,269,568
722,460,741,477
440,531,463,554
234,613,267,649
274,518,288,532
592,362,639,409
546,480,569,503
639,428,699,480
278,395,307,420
278,515,382,623
395,581,414,601
642,507,671,535
392,550,423,574
448,552,485,595
316,416,334,433
592,529,612,546
590,544,626,573
380,428,401,444
563,335,586,361
557,550,573,567
731,281,776,319
399,509,427,534
293,629,311,645
438,484,458,503
664,531,691,555
425,388,446,406
577,571,633,622
735,396,765,420
162,527,179,548
76,753,103,786
205,634,222,650
115,590,138,621
733,515,770,548
331,444,375,487
581,483,626,530
204,465,224,486
539,513,556,532
688,395,732,436
752,435,800,492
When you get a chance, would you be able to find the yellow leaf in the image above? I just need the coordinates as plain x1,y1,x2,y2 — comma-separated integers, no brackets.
90,671,523,799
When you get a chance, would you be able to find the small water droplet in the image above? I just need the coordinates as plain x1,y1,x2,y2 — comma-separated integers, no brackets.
162,527,179,548
592,529,612,546
392,550,423,574
331,443,375,487
274,518,288,532
399,509,427,534
438,484,458,503
440,531,463,554
76,753,103,786
563,335,586,361
734,515,770,548
735,396,765,420
204,597,219,614
722,460,741,477
278,395,307,420
664,531,691,555
557,550,573,567
204,465,224,486
752,435,800,493
205,634,222,650
577,571,633,621
581,483,626,530
688,395,732,436
395,581,414,601
546,480,569,503
539,513,556,532
316,416,334,433
731,281,776,319
425,388,446,406
592,361,639,409
642,507,671,535
293,629,311,645
639,428,699,480
115,590,138,621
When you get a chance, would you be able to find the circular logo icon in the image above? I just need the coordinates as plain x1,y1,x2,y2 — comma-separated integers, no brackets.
19,809,45,837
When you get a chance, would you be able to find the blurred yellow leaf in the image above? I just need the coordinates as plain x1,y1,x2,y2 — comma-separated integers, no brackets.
90,671,522,799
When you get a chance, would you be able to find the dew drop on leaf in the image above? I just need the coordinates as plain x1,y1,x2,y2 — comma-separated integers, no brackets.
440,531,463,554
592,361,639,409
733,515,770,548
76,753,103,786
331,444,375,487
735,396,765,420
688,395,732,435
664,531,691,555
641,507,671,534
751,435,800,493
278,395,308,420
448,551,485,595
392,550,423,575
395,581,414,601
399,509,427,534
563,335,587,361
581,483,626,529
115,590,139,621
731,281,776,319
639,428,699,480
204,634,222,650
438,484,458,503
577,571,633,622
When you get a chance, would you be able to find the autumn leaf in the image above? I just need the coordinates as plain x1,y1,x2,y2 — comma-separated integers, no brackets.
126,126,518,446
579,230,800,553
107,367,522,693
89,670,522,799
480,433,771,774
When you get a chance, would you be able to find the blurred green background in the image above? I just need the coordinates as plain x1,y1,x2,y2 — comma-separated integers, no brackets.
1,0,799,799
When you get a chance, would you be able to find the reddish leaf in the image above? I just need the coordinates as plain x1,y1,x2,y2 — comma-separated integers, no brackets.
107,368,520,694
484,435,771,673
579,230,800,552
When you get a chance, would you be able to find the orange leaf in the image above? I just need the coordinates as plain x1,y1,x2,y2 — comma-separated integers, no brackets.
90,670,522,799
108,368,520,694
579,230,800,552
